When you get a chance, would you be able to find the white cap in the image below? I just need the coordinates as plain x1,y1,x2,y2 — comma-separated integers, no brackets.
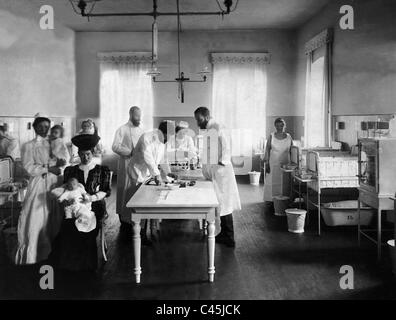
177,121,189,129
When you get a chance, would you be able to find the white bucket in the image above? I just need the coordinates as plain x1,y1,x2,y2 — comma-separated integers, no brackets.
248,171,261,186
273,196,290,216
285,208,307,233
387,240,396,275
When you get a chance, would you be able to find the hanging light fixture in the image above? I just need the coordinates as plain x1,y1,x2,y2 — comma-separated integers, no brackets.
69,0,238,18
146,13,161,78
148,0,214,103
69,0,239,102
68,0,102,20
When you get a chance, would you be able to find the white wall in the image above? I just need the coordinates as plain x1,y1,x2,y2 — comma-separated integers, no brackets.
75,30,297,119
295,0,396,116
0,7,76,118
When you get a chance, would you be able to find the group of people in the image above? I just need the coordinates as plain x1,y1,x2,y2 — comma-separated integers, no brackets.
4,106,293,272
10,105,242,273
14,114,111,271
112,106,241,247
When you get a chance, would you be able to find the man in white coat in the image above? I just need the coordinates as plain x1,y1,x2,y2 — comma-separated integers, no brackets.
112,106,144,226
194,107,241,247
126,121,174,243
128,121,172,188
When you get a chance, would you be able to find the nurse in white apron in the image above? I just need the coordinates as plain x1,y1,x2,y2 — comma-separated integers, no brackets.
16,114,63,265
263,118,293,203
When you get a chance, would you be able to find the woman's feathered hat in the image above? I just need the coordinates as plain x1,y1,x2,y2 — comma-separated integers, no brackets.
71,133,100,151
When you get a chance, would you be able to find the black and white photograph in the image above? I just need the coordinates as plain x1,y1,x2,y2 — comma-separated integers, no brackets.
0,0,396,306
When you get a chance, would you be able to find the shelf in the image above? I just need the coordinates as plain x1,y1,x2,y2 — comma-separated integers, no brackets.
293,176,314,183
280,168,295,173
0,190,19,196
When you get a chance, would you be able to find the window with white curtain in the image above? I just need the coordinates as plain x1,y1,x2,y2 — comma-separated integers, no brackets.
210,53,269,160
304,29,333,148
306,53,325,147
98,52,154,152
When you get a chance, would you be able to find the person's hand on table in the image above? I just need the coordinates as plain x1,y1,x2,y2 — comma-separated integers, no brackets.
154,175,162,186
167,173,178,180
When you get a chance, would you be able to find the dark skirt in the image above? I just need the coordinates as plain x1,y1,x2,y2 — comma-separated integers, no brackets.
49,198,107,272
49,219,99,272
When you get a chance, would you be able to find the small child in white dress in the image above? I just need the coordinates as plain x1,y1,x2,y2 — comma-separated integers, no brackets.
49,125,70,168
51,177,96,233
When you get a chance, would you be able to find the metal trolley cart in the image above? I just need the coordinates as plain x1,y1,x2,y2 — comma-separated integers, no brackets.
303,150,359,235
0,157,22,228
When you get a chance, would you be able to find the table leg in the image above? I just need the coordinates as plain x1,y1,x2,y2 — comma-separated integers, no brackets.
357,199,361,246
203,219,208,236
132,219,142,284
306,183,310,226
318,191,321,236
207,219,215,282
377,208,382,261
281,170,284,196
299,181,301,209
11,196,14,228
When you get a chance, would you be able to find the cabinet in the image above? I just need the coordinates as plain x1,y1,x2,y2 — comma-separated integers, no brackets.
357,138,396,260
358,138,396,196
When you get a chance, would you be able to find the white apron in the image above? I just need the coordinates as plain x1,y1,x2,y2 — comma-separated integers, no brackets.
263,132,292,201
16,136,62,265
202,163,241,217
203,119,241,217
112,122,144,222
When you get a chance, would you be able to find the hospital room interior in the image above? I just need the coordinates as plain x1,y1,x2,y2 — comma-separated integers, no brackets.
0,0,396,300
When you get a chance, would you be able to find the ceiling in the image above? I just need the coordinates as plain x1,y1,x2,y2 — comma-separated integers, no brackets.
5,0,330,31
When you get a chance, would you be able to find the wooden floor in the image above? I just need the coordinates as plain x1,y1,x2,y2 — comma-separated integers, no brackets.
1,177,395,300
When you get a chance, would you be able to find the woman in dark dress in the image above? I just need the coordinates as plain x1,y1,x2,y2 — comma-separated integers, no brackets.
50,134,111,272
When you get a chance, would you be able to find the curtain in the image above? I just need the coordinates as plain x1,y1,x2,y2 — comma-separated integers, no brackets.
211,53,269,157
98,52,154,152
304,29,333,148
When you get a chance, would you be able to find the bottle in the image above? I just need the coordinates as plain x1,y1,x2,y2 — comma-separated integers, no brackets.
376,118,381,137
389,114,396,138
